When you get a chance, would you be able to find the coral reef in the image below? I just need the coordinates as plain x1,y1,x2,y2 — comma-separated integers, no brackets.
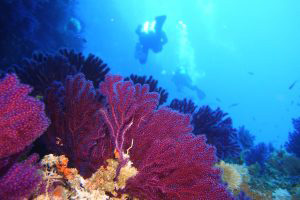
0,73,49,200
216,161,252,200
0,154,43,200
169,98,197,114
240,182,272,200
3,2,300,198
98,75,233,199
216,161,243,193
11,49,110,96
279,155,300,176
37,154,137,199
285,118,300,158
0,0,84,69
124,134,233,199
6,48,299,198
124,74,168,106
237,126,255,150
245,142,272,170
236,191,252,200
241,147,300,199
272,188,291,200
43,73,111,178
0,73,49,158
60,49,110,88
192,106,241,160
41,73,234,199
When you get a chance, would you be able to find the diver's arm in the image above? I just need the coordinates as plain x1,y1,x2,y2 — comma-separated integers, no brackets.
160,32,168,45
155,15,167,32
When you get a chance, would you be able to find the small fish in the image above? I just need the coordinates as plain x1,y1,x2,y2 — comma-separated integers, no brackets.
35,95,43,100
82,38,87,43
216,98,221,102
248,72,254,75
229,103,239,108
289,80,298,90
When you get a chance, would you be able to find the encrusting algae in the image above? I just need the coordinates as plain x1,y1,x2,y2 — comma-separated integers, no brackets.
35,151,138,200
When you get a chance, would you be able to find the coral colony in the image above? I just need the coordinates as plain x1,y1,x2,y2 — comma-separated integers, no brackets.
0,50,299,199
0,74,49,199
1,2,300,199
0,68,233,199
0,0,84,70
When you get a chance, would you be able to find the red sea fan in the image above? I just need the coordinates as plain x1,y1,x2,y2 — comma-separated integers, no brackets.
0,74,48,199
124,74,169,106
98,75,160,162
44,73,114,177
99,75,234,199
124,135,233,199
0,154,42,200
43,73,233,199
0,73,49,158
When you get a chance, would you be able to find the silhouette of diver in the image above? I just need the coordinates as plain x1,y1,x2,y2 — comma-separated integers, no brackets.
135,15,168,64
172,70,206,101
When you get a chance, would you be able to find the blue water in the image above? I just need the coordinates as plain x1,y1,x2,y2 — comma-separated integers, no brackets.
77,0,300,147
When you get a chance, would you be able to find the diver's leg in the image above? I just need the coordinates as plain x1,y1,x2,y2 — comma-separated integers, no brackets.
189,86,206,100
134,43,148,64
139,47,148,64
134,43,142,59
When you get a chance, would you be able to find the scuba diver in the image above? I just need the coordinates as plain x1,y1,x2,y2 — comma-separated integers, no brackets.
172,69,206,101
135,15,168,64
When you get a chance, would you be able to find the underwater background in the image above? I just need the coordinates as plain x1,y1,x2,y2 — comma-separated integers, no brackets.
1,0,300,199
78,0,300,147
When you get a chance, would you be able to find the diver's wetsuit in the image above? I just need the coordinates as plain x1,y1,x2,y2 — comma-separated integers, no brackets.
135,15,168,64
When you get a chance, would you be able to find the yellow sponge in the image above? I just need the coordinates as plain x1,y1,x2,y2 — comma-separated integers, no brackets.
216,160,243,192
